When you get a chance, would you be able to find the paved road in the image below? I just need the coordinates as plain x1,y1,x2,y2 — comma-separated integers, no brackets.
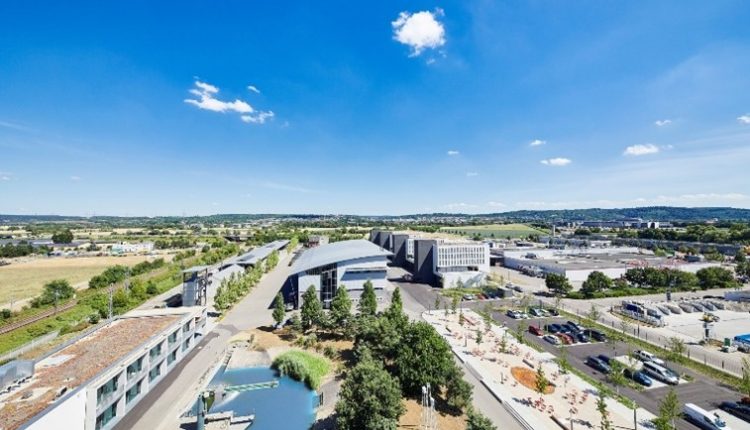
115,250,298,430
390,267,523,430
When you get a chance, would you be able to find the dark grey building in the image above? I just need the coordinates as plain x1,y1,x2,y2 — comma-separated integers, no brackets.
413,239,438,285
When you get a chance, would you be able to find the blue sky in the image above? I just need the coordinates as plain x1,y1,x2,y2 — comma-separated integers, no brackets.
1,1,750,216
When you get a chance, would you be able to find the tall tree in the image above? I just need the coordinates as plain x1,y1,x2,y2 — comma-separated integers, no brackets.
358,280,377,316
545,273,572,296
607,360,626,395
51,229,74,244
300,286,322,331
335,352,405,430
535,366,549,396
330,285,353,330
581,271,612,298
272,292,285,328
395,321,456,395
387,288,403,317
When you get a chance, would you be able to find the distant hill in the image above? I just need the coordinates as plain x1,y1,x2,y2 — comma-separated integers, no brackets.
486,207,750,222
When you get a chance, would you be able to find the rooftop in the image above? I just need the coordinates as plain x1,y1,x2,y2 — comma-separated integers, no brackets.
291,239,392,274
0,313,183,430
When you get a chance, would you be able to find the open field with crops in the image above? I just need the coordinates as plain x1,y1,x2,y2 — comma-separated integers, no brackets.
440,223,547,239
0,255,163,305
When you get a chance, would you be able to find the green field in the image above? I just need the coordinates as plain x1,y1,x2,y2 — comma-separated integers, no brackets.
440,223,547,239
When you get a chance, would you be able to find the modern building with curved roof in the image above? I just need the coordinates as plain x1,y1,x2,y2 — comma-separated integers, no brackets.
289,239,392,306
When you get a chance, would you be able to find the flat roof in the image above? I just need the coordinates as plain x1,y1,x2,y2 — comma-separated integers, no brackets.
0,313,183,430
228,240,290,266
291,239,392,274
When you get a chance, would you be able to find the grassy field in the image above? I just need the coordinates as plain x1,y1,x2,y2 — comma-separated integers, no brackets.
440,223,547,239
0,255,157,306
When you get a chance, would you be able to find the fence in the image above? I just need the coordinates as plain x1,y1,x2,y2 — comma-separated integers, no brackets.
0,330,60,363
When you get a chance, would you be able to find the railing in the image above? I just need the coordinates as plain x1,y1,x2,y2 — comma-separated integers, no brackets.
0,330,60,363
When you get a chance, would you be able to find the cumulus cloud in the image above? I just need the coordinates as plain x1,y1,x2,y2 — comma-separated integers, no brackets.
70,175,81,181
540,158,572,166
443,202,478,210
623,144,660,156
487,201,506,208
247,85,261,94
447,150,459,156
392,9,446,57
241,111,275,124
185,80,273,124
529,139,546,147
654,119,672,127
0,171,12,181
738,114,750,124
466,172,479,177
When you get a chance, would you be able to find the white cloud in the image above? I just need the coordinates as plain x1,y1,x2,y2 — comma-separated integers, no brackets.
392,9,446,57
442,202,478,211
447,150,460,156
738,114,750,124
487,201,506,208
185,80,273,124
529,139,546,147
466,172,479,177
0,171,12,181
654,119,672,127
540,158,572,166
623,144,660,156
70,175,81,181
241,111,275,124
247,85,261,94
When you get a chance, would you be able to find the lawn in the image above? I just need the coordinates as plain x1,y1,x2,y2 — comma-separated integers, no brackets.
271,349,332,389
0,255,156,306
440,223,547,239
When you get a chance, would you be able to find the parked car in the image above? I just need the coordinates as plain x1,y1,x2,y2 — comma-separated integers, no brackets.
543,334,561,345
562,323,579,333
558,324,572,334
462,294,476,301
720,401,750,423
545,323,562,333
513,285,524,292
585,356,611,373
624,368,653,387
597,354,612,365
529,326,544,336
634,350,666,366
584,329,607,342
476,293,487,300
546,308,560,316
507,310,522,319
556,333,572,345
642,361,679,385
519,312,530,319
529,308,545,317
684,403,731,430
567,321,583,332
575,332,590,343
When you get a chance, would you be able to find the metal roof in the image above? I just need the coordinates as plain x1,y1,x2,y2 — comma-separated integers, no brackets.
291,239,392,274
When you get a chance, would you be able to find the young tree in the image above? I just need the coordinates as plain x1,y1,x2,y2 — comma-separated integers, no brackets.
607,360,626,395
557,345,571,374
459,309,466,327
740,358,750,398
653,389,680,430
499,332,509,354
301,286,322,331
596,391,613,430
586,304,601,324
451,294,459,315
466,408,497,430
358,280,377,316
666,337,686,364
535,366,549,395
476,329,483,346
330,286,353,330
335,352,404,430
619,319,632,336
272,292,286,328
515,320,528,345
434,295,441,312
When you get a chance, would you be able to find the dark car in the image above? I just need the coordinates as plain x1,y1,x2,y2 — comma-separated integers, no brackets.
585,329,607,342
575,332,589,343
597,354,612,365
585,356,611,373
547,308,560,316
624,368,653,387
563,323,580,333
566,321,583,332
720,401,750,423
529,326,544,336
546,324,562,333
558,324,572,334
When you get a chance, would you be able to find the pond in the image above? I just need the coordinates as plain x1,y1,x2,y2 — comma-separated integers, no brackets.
190,366,318,430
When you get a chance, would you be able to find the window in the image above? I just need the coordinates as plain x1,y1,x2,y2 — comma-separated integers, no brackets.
149,342,163,359
148,362,163,382
168,330,178,345
126,355,144,379
183,321,192,333
125,380,142,404
182,337,191,352
95,402,117,430
167,350,177,365
96,375,119,406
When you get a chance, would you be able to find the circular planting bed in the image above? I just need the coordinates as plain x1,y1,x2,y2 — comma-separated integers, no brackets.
511,367,555,394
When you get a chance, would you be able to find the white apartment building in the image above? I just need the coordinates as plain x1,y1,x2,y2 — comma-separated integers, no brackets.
433,241,490,288
4,307,206,430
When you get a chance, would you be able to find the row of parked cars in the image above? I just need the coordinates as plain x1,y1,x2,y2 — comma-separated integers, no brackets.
506,308,560,319
585,349,680,387
461,291,502,301
536,320,607,346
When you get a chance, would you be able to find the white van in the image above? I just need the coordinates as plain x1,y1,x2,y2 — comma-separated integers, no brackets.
642,362,679,385
634,350,666,366
683,403,731,430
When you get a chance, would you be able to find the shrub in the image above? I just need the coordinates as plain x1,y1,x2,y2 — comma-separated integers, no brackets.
271,350,331,390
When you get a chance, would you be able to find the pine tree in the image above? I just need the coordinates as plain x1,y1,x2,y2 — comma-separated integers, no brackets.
358,280,377,316
272,292,285,327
